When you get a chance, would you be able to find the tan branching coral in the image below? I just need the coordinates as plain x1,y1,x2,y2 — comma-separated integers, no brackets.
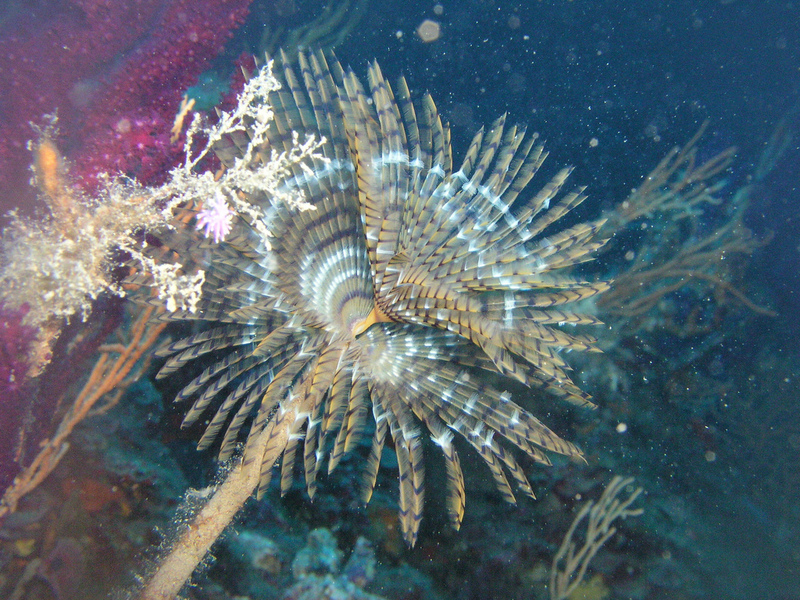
549,476,643,600
596,124,773,337
602,123,735,232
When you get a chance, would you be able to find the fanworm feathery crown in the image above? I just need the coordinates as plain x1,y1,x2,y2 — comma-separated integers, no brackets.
134,50,609,546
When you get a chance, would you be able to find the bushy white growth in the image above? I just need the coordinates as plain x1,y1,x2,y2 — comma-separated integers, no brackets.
0,61,325,325
165,61,322,244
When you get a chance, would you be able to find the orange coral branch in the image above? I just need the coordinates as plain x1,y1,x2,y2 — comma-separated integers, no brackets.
0,305,166,519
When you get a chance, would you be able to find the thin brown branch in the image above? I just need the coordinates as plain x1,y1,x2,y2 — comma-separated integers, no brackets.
0,304,166,518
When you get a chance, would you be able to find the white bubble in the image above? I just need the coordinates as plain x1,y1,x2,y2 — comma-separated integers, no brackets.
417,19,441,43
